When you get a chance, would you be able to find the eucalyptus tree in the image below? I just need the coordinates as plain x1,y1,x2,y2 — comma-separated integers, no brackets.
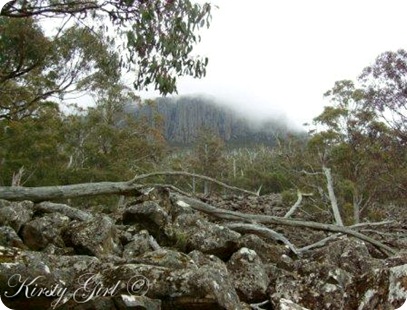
309,71,406,222
0,0,212,120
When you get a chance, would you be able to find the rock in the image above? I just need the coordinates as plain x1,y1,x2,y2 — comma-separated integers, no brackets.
189,250,228,272
388,264,407,308
131,248,196,270
0,226,26,249
43,244,75,256
0,250,103,309
227,247,269,302
278,298,311,310
175,213,240,259
169,197,195,219
58,297,118,309
123,201,171,242
0,200,34,233
238,234,289,264
123,230,156,260
0,192,406,310
352,262,407,310
309,236,380,275
114,295,162,310
34,202,93,221
21,213,70,251
110,263,241,310
63,214,122,257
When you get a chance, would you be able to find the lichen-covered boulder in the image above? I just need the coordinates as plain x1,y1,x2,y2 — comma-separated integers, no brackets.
123,230,156,260
0,226,26,249
63,214,122,257
278,298,311,310
114,295,162,310
309,236,381,275
238,233,289,264
270,258,352,309
109,262,241,310
0,248,103,309
351,262,407,310
21,213,70,251
123,201,171,242
131,248,197,269
0,200,34,233
174,213,240,259
227,247,269,302
388,264,407,308
34,202,93,222
189,250,228,271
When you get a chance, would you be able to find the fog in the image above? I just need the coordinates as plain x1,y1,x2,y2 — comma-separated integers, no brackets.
139,0,407,129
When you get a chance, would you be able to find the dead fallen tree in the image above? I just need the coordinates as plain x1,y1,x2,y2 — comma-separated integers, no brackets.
171,194,397,256
0,171,257,202
0,171,398,256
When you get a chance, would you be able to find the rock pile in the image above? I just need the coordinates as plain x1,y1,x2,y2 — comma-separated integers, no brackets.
0,187,406,309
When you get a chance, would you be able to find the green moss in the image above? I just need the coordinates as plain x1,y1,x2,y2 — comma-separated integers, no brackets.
0,255,15,263
172,229,189,253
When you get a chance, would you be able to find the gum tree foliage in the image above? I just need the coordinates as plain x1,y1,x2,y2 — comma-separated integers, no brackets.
0,0,211,119
1,0,212,100
359,49,407,143
0,102,68,186
0,16,121,119
309,53,407,222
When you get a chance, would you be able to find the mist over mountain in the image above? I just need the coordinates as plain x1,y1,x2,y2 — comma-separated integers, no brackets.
126,95,304,146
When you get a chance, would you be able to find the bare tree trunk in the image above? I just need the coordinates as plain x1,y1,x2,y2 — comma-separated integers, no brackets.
204,181,209,195
232,158,236,179
192,176,196,194
353,194,361,224
12,166,25,187
323,166,344,226
284,190,302,218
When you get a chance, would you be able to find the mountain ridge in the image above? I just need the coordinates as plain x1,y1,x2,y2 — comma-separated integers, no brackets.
127,95,300,146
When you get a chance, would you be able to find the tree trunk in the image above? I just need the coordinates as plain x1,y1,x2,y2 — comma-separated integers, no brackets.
323,166,344,226
0,182,142,202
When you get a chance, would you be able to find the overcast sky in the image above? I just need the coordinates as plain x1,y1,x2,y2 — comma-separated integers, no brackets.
140,0,407,128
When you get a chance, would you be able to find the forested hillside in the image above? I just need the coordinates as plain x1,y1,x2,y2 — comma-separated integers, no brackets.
127,95,294,146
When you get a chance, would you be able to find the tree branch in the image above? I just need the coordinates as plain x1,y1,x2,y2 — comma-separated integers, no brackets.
172,194,396,256
224,222,299,255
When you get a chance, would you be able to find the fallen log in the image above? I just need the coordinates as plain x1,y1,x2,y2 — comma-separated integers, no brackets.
0,171,257,202
0,182,143,202
172,194,397,257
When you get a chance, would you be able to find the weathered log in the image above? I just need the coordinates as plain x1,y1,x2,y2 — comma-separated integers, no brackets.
0,182,143,202
0,171,257,202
